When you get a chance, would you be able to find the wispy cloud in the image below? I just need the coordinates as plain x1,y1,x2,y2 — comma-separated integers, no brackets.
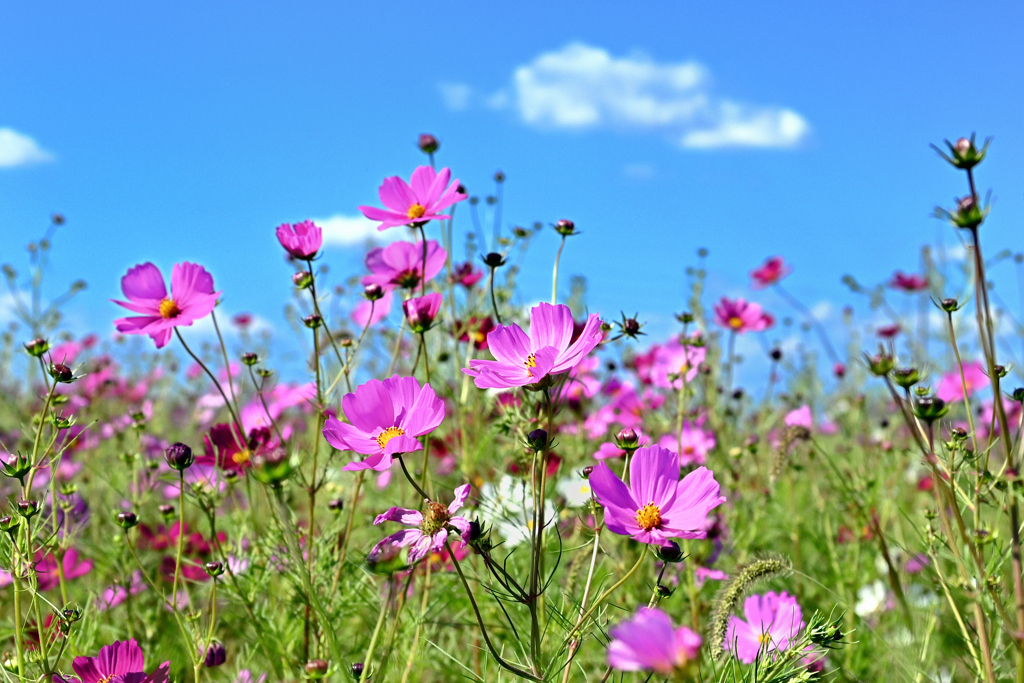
313,214,404,248
440,42,810,150
0,127,54,168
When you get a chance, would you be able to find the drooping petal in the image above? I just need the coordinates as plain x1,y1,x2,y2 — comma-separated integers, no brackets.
449,483,471,514
374,507,423,526
370,529,423,559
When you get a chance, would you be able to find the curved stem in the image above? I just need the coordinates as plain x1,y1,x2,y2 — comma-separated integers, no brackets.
210,310,241,419
396,454,430,501
175,329,245,446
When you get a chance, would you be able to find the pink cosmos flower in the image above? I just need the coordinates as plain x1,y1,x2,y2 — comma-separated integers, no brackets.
113,262,221,349
784,405,813,428
463,303,603,389
359,166,467,231
607,607,702,674
450,261,484,288
58,638,170,683
937,361,988,403
750,256,792,289
403,292,443,332
889,271,928,292
322,376,444,472
589,445,725,547
657,423,716,466
362,240,447,291
650,337,706,389
725,591,804,663
370,484,472,563
877,323,901,339
694,566,728,587
713,298,772,334
96,570,147,611
275,220,322,260
37,548,93,591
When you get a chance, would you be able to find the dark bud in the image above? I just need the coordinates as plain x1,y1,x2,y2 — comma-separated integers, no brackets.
350,662,365,680
656,584,675,599
363,283,384,301
116,511,138,529
833,362,847,379
513,226,529,239
615,427,639,450
305,659,330,679
1011,387,1024,403
769,348,783,361
0,515,20,533
204,642,226,668
732,388,744,400
866,352,894,377
241,352,259,366
52,414,75,430
950,427,968,441
467,519,487,543
159,504,176,520
24,338,50,357
940,298,960,313
418,134,439,154
892,367,920,389
993,364,1008,379
526,429,548,452
52,213,66,226
913,396,949,424
303,314,322,329
205,561,224,577
655,541,684,563
164,442,195,471
580,465,594,479
481,252,506,268
17,499,40,519
292,271,313,289
328,498,345,513
554,219,576,237
50,362,74,383
623,317,641,337
493,170,505,183
62,607,83,622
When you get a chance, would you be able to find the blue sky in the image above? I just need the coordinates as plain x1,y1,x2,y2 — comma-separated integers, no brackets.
3,1,1023,377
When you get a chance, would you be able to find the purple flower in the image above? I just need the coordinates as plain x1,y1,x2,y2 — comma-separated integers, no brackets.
403,292,443,333
58,638,169,683
725,591,804,663
113,262,221,349
370,484,472,563
275,220,322,260
463,303,603,389
607,607,702,673
589,445,725,547
322,376,445,472
359,166,467,231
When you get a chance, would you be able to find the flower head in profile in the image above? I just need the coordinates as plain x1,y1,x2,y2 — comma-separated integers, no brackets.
608,607,702,674
275,220,322,260
713,297,772,334
359,166,467,230
450,261,484,288
363,240,447,291
463,303,603,389
370,484,472,563
589,445,725,547
198,424,274,473
650,337,706,390
725,591,804,663
322,376,444,472
750,257,791,289
403,292,443,333
889,271,928,292
57,638,170,683
113,263,221,348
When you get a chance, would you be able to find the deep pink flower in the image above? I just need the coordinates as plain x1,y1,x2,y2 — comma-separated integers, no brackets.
657,423,716,466
113,263,221,349
876,323,901,339
463,303,603,389
403,292,443,333
359,166,467,231
750,256,792,289
713,298,772,334
37,548,93,591
370,484,472,563
275,220,322,260
937,361,988,403
455,316,496,350
198,424,274,473
607,607,702,673
96,570,147,612
889,271,929,292
589,445,725,547
784,405,813,428
59,638,170,683
362,240,447,291
450,261,484,288
322,376,445,472
725,591,804,663
650,337,706,389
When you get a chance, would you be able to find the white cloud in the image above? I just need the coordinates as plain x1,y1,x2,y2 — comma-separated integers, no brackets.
0,128,54,168
314,214,405,248
444,42,810,150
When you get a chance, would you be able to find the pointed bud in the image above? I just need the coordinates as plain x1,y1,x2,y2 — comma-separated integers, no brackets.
305,659,329,679
50,363,73,383
481,252,506,268
241,352,259,366
204,561,224,577
24,338,50,357
328,498,345,513
656,541,684,563
303,314,323,329
203,642,226,668
526,429,548,452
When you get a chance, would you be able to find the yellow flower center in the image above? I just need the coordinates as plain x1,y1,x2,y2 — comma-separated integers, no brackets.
683,445,694,454
376,426,406,451
758,632,772,645
232,449,251,465
406,203,427,220
679,362,690,375
159,298,181,319
635,502,662,531
728,316,743,329
525,353,537,377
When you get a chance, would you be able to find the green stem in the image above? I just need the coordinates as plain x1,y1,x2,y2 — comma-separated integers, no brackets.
172,470,185,608
551,236,567,304
358,582,392,683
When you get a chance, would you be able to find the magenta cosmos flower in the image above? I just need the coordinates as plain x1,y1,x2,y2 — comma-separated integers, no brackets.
889,271,928,292
608,607,702,674
650,337,706,389
363,239,447,290
937,360,989,402
370,484,471,563
463,303,603,389
589,445,725,547
404,292,443,332
725,591,804,663
113,262,220,349
57,638,170,683
750,256,791,289
713,297,772,334
275,219,322,260
359,166,467,230
322,376,444,472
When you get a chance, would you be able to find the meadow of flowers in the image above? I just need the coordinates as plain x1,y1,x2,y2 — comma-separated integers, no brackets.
1,133,1022,682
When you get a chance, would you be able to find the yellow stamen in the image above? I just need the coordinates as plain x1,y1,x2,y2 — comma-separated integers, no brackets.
406,203,427,220
635,502,662,531
758,632,772,645
159,298,181,319
232,449,251,465
728,316,743,330
376,426,406,451
525,353,537,377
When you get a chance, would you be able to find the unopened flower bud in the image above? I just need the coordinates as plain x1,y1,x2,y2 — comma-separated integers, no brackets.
52,213,66,226
303,314,322,329
205,561,224,577
513,226,529,238
328,498,345,513
293,271,313,289
0,515,20,533
616,428,639,449
159,504,175,519
350,662,365,680
950,427,968,441
656,541,684,563
116,511,138,529
993,364,1008,379
305,659,329,679
62,607,83,622
866,352,894,376
526,429,548,452
50,363,73,382
17,499,40,518
481,252,506,268
418,134,439,154
958,195,976,213
623,317,641,337
954,138,971,155
1012,387,1024,403
913,396,949,424
241,352,258,366
494,170,505,183
940,298,960,313
769,348,783,361
580,465,594,479
675,311,695,325
656,584,675,598
833,362,846,379
892,367,920,389
164,442,194,471
24,338,50,357
554,219,576,236
204,642,226,668
363,283,384,301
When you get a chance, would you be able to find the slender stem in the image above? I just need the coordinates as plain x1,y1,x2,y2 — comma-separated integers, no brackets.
13,571,25,678
175,329,245,443
172,470,185,608
334,470,365,590
358,581,392,683
210,310,241,419
396,454,430,501
561,524,602,683
683,539,700,631
400,563,432,683
386,319,407,377
488,266,503,324
419,225,428,297
551,236,567,304
564,545,649,643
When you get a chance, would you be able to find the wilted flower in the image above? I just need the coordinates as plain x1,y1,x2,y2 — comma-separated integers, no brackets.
370,484,472,563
